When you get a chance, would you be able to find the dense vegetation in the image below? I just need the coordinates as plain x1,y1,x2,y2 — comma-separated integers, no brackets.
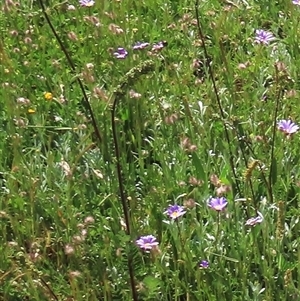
0,0,299,300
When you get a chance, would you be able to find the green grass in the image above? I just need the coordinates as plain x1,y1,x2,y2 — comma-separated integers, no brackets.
0,0,299,300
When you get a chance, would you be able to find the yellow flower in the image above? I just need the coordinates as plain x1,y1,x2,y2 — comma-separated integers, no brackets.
28,108,36,114
44,92,53,101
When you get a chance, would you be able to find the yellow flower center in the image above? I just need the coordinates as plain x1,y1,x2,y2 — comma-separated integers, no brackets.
44,92,53,101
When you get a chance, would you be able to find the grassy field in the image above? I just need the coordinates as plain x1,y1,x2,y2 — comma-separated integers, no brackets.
0,0,299,300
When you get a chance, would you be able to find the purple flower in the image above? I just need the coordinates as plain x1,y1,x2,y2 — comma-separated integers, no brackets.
207,197,228,211
277,119,299,135
245,212,264,226
79,0,95,7
151,41,167,51
293,0,300,5
113,48,128,59
133,41,150,50
255,29,276,45
199,260,209,269
136,235,159,250
164,204,186,219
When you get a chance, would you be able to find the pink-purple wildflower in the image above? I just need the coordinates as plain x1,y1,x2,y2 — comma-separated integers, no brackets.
133,42,150,50
199,260,209,269
79,0,95,7
164,204,186,220
207,197,228,211
277,119,299,135
151,41,167,51
245,212,264,226
113,48,128,59
255,29,276,45
292,0,300,5
136,235,159,250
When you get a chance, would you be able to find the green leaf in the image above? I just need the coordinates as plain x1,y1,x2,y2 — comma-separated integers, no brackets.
271,157,277,185
143,275,161,292
191,153,206,181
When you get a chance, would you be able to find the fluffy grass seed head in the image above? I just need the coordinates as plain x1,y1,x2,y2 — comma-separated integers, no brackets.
243,159,260,181
17,97,30,105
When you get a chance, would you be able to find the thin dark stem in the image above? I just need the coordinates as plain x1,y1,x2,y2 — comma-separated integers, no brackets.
40,277,59,301
38,0,102,145
111,95,138,301
111,98,131,234
110,61,155,301
214,212,221,252
269,103,280,199
195,0,241,196
269,86,282,205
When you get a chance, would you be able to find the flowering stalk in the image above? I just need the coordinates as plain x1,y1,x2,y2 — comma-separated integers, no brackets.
232,123,256,215
207,197,228,250
238,138,273,205
111,60,155,301
215,211,221,248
